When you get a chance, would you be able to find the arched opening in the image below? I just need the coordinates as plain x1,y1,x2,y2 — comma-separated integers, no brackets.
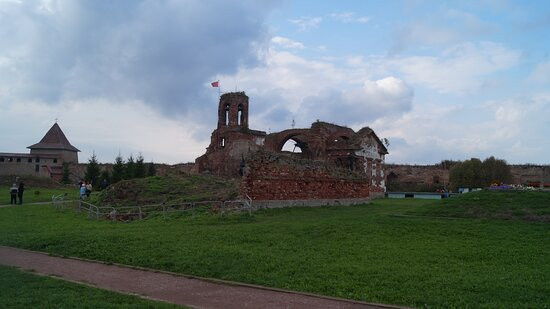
281,139,302,153
220,137,225,148
238,104,243,126
224,104,230,126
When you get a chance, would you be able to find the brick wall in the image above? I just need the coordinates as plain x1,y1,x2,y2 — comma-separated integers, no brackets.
241,152,371,201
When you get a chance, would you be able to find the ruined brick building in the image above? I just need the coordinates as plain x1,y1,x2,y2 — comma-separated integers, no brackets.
195,92,388,205
0,123,80,181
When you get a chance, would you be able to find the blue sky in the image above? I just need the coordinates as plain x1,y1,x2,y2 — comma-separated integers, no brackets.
0,0,548,164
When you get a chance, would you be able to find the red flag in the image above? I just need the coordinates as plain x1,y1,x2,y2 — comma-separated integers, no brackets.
211,81,219,87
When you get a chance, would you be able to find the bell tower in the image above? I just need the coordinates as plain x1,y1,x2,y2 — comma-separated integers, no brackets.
217,92,249,129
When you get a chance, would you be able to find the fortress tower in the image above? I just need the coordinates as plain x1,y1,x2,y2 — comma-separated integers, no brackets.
217,92,249,129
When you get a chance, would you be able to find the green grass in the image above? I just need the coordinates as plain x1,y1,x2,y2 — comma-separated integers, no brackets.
409,190,550,222
0,194,549,308
0,186,79,205
0,265,179,308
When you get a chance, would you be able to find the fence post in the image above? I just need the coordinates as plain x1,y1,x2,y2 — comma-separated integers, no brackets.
138,206,143,220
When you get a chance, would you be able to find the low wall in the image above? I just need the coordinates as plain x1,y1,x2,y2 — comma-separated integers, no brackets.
241,152,374,201
252,198,374,208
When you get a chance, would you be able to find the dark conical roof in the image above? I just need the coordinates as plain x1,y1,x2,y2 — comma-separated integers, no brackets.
27,123,80,152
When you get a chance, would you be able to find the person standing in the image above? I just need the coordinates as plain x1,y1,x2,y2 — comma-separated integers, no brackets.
85,182,92,198
17,182,25,205
10,183,18,205
79,183,86,200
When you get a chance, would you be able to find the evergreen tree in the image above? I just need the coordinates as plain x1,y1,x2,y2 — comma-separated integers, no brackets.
147,161,156,177
61,162,71,184
84,152,101,189
125,154,135,179
111,154,125,184
134,153,146,178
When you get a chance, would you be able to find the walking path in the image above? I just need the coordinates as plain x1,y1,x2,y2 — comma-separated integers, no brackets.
0,201,50,208
0,246,402,309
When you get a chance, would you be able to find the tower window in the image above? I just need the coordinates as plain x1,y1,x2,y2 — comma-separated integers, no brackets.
224,104,230,126
53,159,58,163
35,158,40,163
238,104,243,126
220,138,226,147
28,158,32,163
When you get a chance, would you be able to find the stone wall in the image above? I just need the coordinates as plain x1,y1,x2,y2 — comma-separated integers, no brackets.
385,164,550,190
241,152,372,201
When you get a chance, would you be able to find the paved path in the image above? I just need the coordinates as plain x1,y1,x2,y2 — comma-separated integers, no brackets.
0,246,402,309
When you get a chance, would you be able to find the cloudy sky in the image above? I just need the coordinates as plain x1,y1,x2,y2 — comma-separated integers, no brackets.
1,0,549,164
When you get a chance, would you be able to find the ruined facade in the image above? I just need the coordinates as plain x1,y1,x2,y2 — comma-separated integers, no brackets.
0,123,80,180
195,92,388,203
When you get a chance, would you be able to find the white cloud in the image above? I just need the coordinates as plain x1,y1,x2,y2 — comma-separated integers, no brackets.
375,94,550,164
289,16,322,31
271,36,305,50
388,42,521,94
1,99,208,164
216,48,412,131
330,12,370,24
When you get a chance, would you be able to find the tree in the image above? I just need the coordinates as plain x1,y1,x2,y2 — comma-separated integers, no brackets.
134,153,146,178
84,152,101,189
61,162,71,184
111,154,125,184
147,161,156,177
482,156,513,185
450,156,512,190
125,154,135,179
100,169,111,188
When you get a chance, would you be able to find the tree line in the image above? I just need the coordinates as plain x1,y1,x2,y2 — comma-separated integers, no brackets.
63,153,157,189
449,156,512,190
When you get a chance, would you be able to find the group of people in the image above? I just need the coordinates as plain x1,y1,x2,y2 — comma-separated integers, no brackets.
9,182,25,205
78,181,93,200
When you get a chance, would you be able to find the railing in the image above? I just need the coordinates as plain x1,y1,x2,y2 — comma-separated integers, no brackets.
51,194,255,221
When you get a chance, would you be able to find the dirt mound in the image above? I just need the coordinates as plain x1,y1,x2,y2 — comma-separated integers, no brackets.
98,175,239,206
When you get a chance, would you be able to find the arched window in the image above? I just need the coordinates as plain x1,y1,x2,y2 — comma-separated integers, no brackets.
237,104,243,126
281,138,302,153
220,138,225,147
224,104,230,126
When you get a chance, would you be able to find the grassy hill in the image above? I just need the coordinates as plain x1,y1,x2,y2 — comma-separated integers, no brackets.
408,190,550,222
97,175,239,206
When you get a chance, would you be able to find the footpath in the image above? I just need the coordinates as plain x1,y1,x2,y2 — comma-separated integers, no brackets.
0,246,402,309
0,202,50,208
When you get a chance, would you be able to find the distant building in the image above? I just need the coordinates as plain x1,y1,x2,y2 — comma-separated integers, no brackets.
0,123,80,180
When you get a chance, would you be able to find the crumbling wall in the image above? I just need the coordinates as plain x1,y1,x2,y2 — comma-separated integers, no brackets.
385,164,550,190
241,151,371,201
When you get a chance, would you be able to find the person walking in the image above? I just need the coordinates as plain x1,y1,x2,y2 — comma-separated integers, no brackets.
17,182,25,205
10,183,18,205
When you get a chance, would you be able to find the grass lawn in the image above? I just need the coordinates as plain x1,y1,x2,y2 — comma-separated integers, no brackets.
408,190,550,222
0,265,179,308
0,185,79,205
0,192,549,307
